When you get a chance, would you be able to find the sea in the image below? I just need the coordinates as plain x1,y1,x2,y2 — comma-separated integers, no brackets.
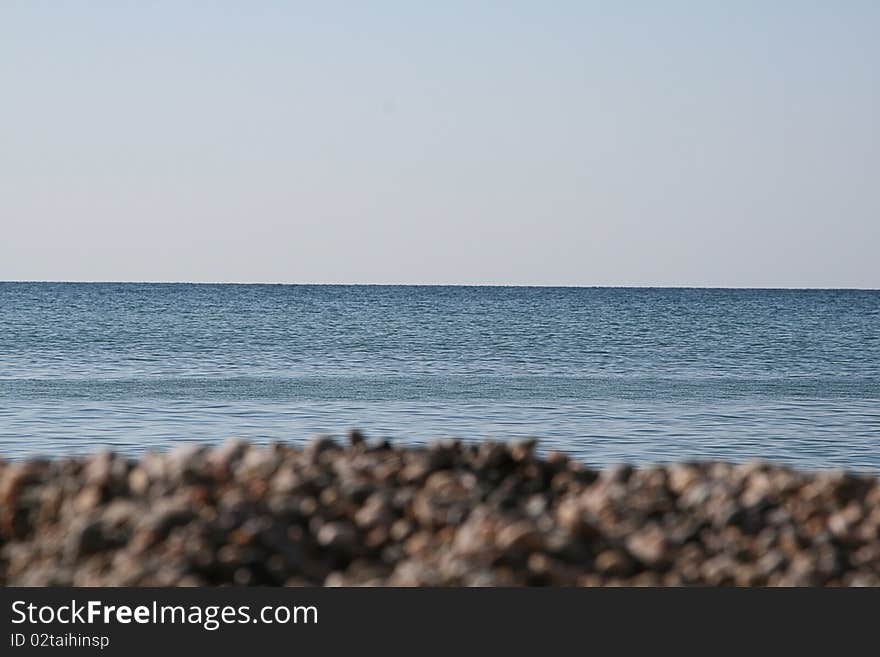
1,283,878,470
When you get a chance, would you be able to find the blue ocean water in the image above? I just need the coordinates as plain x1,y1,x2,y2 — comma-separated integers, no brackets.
0,283,878,470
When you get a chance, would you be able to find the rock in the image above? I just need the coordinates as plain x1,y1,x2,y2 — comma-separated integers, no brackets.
0,436,878,586
626,525,669,567
495,521,544,555
594,549,634,577
317,521,359,553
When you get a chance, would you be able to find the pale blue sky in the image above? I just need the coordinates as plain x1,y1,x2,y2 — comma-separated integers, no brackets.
2,2,878,287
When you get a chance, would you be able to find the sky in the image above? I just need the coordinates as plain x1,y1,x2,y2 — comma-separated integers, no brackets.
1,2,878,287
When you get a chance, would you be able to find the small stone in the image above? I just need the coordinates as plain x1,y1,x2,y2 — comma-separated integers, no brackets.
1,438,878,587
317,521,359,551
594,550,634,577
626,525,669,567
496,521,544,554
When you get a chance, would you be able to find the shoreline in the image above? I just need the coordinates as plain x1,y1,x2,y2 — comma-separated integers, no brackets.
2,435,878,586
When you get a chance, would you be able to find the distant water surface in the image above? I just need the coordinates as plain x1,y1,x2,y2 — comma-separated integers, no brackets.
0,283,878,470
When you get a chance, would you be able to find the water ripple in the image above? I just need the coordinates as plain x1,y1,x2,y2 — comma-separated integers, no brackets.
0,284,878,469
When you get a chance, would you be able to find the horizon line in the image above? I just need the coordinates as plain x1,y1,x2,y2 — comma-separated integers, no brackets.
1,280,878,291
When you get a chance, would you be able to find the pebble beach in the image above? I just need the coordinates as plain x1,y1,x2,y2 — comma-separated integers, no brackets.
2,434,879,586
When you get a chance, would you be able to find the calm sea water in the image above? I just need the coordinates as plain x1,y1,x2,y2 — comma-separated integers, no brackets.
1,283,878,469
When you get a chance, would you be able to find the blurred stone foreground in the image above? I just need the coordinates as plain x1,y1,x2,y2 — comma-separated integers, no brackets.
1,434,879,586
